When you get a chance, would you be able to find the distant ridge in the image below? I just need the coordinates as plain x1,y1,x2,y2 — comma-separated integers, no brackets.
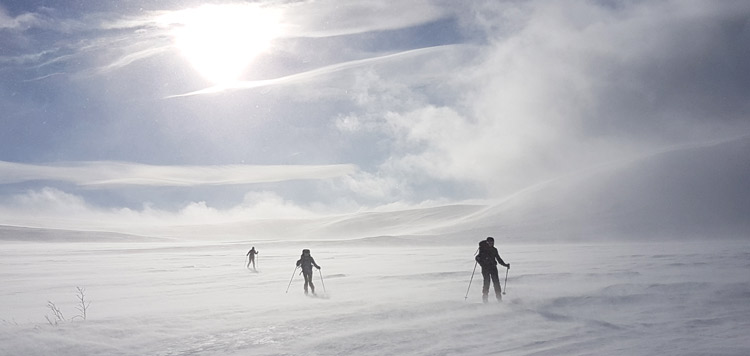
0,225,167,242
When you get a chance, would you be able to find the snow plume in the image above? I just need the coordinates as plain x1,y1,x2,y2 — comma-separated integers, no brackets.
0,187,328,238
0,160,356,237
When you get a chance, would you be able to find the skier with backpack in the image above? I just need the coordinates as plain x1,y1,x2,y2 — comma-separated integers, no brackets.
296,249,321,295
475,237,510,302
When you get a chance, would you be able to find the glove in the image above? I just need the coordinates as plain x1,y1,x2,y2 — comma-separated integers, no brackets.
506,263,510,269
316,266,321,270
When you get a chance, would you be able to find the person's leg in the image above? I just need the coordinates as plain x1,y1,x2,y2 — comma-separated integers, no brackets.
490,267,502,300
303,271,311,293
481,268,490,303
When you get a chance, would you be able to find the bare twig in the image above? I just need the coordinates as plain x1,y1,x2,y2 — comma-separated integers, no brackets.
72,286,90,321
45,301,65,326
44,287,91,326
1,318,19,326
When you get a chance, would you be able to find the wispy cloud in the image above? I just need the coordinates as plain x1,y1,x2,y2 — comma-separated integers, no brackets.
0,161,358,187
0,7,40,29
96,44,172,73
166,45,459,97
5,1,451,80
278,0,447,38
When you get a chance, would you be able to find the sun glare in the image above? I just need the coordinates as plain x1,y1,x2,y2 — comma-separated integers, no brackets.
161,5,280,85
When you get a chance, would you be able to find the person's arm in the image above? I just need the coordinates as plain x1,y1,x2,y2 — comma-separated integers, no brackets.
311,257,320,269
498,256,509,268
494,249,509,268
296,259,302,267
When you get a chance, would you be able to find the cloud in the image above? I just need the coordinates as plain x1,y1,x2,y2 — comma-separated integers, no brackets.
166,45,459,97
341,0,750,199
8,187,88,214
3,0,750,235
0,7,40,29
3,1,451,80
278,0,447,38
0,161,358,187
96,45,172,73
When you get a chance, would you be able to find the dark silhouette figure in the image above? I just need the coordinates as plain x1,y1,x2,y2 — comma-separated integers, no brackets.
246,247,259,270
296,249,321,295
475,237,510,302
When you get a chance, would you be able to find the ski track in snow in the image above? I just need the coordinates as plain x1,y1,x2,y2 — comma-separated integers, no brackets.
0,240,749,355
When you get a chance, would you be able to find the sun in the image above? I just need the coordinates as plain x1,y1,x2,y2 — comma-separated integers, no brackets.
161,4,280,85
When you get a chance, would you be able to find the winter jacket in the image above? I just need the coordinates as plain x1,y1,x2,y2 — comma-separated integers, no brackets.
476,245,507,268
296,255,320,272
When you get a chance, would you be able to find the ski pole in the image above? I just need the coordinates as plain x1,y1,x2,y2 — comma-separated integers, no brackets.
285,266,298,293
464,261,478,300
318,268,327,294
502,267,509,295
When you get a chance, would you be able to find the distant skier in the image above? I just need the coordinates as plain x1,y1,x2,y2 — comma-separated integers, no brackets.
476,237,510,302
246,247,259,270
296,249,321,295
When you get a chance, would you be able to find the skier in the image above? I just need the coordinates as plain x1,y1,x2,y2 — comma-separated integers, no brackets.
246,246,259,270
476,237,510,302
295,249,321,295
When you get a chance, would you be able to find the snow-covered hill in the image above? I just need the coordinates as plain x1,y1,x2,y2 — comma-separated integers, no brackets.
434,136,750,242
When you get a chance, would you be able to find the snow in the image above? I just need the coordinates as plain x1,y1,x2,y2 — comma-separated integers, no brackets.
1,238,749,355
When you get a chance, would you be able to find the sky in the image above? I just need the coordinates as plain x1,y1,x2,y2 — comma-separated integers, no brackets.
1,0,749,237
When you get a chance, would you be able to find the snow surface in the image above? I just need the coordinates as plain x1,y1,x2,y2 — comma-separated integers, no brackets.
1,239,749,355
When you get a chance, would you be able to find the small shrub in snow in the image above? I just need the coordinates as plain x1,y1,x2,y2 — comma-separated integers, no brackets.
44,301,65,326
45,286,90,326
72,287,90,321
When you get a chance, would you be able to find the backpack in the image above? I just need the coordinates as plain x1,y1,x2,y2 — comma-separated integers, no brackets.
475,241,494,266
